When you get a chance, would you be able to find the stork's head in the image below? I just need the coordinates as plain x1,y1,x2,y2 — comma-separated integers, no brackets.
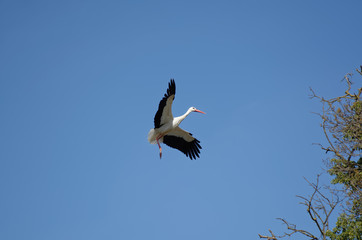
190,107,205,114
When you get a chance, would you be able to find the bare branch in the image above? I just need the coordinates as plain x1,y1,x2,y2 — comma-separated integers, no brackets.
259,175,344,240
258,230,279,240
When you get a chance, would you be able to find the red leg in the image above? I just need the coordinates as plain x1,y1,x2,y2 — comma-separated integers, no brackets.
156,135,163,159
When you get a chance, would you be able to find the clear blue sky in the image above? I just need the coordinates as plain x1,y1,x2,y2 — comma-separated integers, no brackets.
1,1,361,240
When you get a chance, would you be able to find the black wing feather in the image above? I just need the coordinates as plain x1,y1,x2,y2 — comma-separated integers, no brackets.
163,135,202,160
154,79,176,128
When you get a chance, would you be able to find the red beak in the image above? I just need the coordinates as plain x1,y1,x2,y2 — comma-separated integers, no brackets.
195,109,206,114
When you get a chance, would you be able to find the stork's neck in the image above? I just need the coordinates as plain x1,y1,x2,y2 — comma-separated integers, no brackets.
173,108,193,127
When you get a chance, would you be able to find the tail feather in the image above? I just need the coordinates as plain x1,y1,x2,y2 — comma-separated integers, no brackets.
148,129,157,144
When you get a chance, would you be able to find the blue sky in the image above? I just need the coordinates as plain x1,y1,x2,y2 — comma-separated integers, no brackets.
1,1,361,239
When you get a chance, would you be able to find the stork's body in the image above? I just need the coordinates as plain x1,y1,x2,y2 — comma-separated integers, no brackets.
148,79,205,160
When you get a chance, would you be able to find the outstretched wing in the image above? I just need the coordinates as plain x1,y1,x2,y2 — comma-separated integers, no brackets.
163,127,202,160
154,79,176,128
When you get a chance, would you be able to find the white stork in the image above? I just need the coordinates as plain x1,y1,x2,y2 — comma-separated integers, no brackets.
148,79,205,160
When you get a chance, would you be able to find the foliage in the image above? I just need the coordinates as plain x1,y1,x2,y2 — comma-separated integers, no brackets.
326,212,362,240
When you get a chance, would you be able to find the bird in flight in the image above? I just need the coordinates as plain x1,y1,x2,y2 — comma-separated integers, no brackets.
148,79,205,160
